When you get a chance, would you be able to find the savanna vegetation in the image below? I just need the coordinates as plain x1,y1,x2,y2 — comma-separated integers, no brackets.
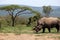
0,5,60,34
0,5,41,34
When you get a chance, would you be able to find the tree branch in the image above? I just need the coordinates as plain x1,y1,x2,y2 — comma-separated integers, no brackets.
8,11,12,16
17,12,32,16
14,9,26,18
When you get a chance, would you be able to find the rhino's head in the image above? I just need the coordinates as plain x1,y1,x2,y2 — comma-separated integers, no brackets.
33,25,42,33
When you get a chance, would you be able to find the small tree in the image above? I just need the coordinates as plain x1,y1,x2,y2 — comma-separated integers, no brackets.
43,6,52,17
0,5,37,26
27,12,41,26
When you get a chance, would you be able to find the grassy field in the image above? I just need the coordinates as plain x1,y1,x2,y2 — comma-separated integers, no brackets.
0,25,60,40
0,25,32,34
0,25,60,34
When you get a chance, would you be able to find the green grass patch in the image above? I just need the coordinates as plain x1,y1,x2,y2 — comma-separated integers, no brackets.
0,25,60,34
0,25,33,34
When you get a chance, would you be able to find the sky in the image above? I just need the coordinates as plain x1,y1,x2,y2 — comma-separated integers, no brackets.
0,0,60,7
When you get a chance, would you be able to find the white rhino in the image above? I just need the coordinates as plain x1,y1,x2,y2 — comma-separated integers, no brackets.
33,17,60,33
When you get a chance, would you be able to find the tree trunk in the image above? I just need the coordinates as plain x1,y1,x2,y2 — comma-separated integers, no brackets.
12,18,15,27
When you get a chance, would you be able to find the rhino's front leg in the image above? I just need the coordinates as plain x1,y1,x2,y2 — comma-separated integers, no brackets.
42,28,45,33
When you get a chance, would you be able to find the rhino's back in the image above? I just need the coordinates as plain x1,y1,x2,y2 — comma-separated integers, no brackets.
38,17,59,25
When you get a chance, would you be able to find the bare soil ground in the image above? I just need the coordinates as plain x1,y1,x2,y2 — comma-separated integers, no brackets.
0,33,60,40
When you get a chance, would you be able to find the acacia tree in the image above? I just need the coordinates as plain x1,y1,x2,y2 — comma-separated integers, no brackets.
0,5,36,26
43,6,52,17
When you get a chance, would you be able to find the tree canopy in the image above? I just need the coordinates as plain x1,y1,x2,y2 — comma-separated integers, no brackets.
0,5,41,26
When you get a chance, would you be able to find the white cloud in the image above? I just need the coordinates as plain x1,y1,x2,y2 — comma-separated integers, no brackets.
0,0,60,7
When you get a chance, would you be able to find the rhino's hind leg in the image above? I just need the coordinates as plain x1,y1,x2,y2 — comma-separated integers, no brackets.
56,27,59,32
55,24,59,32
